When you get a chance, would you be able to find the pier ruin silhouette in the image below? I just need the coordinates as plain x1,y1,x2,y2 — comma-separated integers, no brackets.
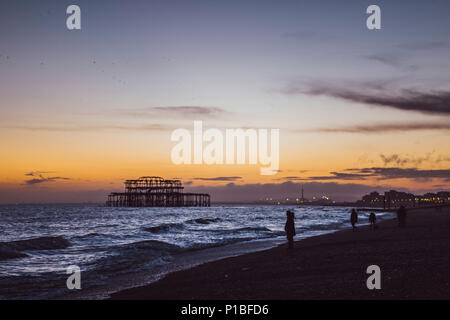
106,176,210,207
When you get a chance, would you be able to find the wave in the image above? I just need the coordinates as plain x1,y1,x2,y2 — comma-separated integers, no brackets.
186,217,221,225
234,226,271,232
0,236,70,252
0,248,29,261
187,237,255,251
91,240,183,274
0,236,70,261
144,223,184,234
194,226,274,234
118,239,182,253
144,218,222,234
71,232,108,240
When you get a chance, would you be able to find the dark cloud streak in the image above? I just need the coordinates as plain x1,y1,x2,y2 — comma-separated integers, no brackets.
294,167,450,182
24,172,71,185
285,81,450,115
308,122,450,134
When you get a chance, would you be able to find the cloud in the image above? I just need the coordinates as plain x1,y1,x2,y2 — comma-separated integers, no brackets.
306,167,450,181
308,122,450,134
433,184,448,189
4,123,171,132
281,171,373,181
25,171,55,176
4,106,230,133
365,167,450,180
284,80,450,115
380,154,411,166
116,106,229,119
193,176,242,182
396,41,448,51
364,54,418,72
24,171,71,185
365,54,401,67
378,153,450,167
279,167,450,183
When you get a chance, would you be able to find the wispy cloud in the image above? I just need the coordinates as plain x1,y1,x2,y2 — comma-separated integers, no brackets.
115,106,229,119
364,54,418,72
4,123,171,132
7,106,232,133
193,176,242,182
379,153,450,167
25,171,55,176
396,40,448,51
281,171,373,181
24,171,71,185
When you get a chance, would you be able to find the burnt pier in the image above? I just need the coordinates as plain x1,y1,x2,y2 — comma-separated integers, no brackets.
106,176,210,207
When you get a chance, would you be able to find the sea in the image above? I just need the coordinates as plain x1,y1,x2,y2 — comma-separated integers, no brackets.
0,204,393,299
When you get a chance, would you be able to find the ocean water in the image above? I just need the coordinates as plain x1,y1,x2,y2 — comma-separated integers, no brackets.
0,204,392,299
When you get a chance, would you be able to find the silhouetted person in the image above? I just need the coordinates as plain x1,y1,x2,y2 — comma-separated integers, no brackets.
285,210,296,249
350,209,358,231
369,212,376,230
397,205,407,227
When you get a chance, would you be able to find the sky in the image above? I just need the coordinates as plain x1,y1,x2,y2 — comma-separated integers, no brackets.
0,0,449,203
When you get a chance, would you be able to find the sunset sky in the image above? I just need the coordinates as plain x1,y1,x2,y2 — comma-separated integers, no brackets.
0,0,449,203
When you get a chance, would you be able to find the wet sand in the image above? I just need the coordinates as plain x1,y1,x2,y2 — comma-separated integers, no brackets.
111,206,450,300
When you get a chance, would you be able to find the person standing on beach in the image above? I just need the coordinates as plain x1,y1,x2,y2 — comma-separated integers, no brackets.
350,209,358,231
369,212,376,230
397,205,407,227
285,210,296,249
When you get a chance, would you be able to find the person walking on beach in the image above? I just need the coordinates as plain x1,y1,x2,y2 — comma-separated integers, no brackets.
397,205,407,227
350,209,358,232
285,210,296,249
369,212,376,230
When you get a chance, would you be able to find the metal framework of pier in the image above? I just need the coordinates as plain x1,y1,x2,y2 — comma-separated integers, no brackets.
106,176,210,207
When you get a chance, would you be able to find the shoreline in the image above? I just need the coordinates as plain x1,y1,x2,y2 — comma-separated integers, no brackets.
62,206,377,300
65,229,353,300
110,206,450,300
61,237,288,300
